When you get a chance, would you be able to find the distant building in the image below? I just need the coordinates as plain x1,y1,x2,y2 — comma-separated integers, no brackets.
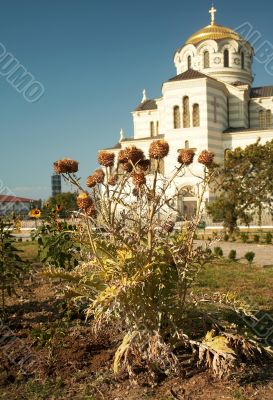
51,174,62,197
0,195,34,216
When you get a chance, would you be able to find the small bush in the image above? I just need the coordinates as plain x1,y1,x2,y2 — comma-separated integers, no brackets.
245,251,255,266
265,232,272,244
223,234,229,242
253,234,260,243
214,246,223,257
228,250,237,261
241,233,248,243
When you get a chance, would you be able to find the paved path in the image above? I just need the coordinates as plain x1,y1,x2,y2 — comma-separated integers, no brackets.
196,240,273,266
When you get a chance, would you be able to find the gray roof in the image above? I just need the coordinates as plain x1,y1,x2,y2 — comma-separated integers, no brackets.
135,99,158,112
250,86,273,98
167,68,210,82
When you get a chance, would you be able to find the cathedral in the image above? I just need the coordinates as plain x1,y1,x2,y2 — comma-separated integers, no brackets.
103,7,273,220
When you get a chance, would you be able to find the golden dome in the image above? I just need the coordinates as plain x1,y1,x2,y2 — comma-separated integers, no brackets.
185,23,242,46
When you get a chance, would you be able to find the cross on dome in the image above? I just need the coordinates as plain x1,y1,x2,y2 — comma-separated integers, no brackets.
209,4,217,25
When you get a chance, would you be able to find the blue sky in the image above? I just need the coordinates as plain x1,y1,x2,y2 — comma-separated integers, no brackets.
1,0,273,200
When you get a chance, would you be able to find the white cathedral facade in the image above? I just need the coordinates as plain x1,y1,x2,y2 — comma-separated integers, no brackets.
103,7,273,222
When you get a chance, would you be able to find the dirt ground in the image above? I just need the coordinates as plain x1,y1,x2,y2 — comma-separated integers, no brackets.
1,272,273,400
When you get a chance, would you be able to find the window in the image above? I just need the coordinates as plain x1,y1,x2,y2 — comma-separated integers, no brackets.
156,121,159,135
183,96,190,128
173,106,181,129
187,55,192,69
192,104,200,127
241,52,245,69
185,140,189,149
266,110,272,127
224,49,229,67
150,121,155,137
204,51,210,68
258,110,265,128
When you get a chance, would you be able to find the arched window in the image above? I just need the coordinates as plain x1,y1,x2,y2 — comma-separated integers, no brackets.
150,121,155,137
183,96,190,128
173,106,181,129
224,49,229,67
156,121,159,135
187,55,192,69
204,51,210,68
185,140,189,149
266,110,272,127
192,104,200,127
258,110,265,128
241,52,245,69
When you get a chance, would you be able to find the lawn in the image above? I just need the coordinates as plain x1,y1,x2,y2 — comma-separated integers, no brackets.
196,261,273,308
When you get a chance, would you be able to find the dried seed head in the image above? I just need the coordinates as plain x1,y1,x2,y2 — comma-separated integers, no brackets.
122,162,133,173
178,149,195,165
108,175,118,186
98,151,115,167
198,150,215,167
118,149,128,164
86,204,97,217
163,221,175,233
132,172,146,187
137,159,151,172
77,192,93,210
93,169,105,184
132,187,140,197
124,146,144,165
149,140,169,159
86,175,97,188
53,158,79,174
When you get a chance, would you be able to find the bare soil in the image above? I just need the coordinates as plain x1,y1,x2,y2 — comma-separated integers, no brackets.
1,271,273,400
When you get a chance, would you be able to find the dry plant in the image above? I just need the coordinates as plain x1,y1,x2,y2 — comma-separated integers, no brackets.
43,143,271,382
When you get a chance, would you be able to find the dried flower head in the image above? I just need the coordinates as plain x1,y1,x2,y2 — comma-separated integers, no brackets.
86,175,97,188
98,151,115,167
149,140,169,159
108,175,118,186
122,162,133,173
93,169,105,184
124,146,144,165
132,187,140,197
178,149,195,165
132,172,146,187
137,159,151,172
198,150,215,167
118,149,128,164
163,220,175,233
77,192,93,210
53,158,79,174
86,204,97,217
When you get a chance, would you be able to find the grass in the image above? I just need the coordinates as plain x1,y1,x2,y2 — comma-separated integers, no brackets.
15,241,39,262
196,260,273,308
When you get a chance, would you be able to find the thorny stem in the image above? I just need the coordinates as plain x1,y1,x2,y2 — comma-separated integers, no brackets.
85,212,105,271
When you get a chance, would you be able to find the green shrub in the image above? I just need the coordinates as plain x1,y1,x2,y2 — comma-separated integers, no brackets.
228,250,237,261
245,251,255,266
0,218,28,310
265,232,272,244
253,234,260,243
241,233,248,243
223,234,229,242
214,246,223,257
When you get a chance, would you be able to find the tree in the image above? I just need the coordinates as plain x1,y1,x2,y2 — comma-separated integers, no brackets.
207,140,273,234
45,192,77,215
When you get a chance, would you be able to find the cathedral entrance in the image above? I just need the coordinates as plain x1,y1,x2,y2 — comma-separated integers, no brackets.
177,186,197,220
